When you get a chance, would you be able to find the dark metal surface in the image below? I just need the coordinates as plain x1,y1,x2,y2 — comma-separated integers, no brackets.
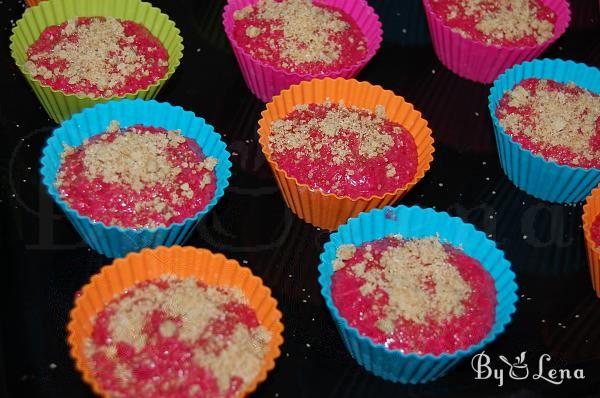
1,0,600,397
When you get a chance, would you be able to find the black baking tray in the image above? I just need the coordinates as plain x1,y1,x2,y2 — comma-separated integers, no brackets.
1,0,600,397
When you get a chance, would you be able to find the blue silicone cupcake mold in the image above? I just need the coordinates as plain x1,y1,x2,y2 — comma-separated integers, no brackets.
40,99,232,258
489,58,600,203
318,205,518,383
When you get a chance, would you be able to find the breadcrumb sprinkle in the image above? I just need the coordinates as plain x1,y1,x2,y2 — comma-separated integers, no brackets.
431,0,555,45
334,236,471,331
233,0,367,73
330,236,497,354
81,122,187,192
270,101,393,165
333,244,356,271
268,100,418,197
25,17,169,97
497,78,600,168
84,276,272,397
56,121,218,229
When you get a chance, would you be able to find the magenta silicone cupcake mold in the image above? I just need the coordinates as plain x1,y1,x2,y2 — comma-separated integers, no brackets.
223,0,383,102
422,0,571,83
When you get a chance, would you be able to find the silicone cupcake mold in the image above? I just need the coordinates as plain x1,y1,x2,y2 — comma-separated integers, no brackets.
257,77,435,231
223,0,383,101
489,58,600,203
422,0,571,83
318,205,518,383
582,185,600,297
10,0,184,122
67,246,284,397
40,99,232,258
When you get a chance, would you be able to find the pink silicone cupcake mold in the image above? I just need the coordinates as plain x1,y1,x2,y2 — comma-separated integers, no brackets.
422,0,571,83
223,0,383,101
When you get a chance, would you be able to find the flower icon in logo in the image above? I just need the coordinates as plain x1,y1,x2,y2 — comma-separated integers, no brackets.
499,351,529,380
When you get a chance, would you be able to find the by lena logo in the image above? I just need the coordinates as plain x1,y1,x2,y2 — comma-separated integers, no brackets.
471,351,585,387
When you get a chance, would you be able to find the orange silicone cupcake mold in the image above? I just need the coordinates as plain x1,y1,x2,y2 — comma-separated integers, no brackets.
257,77,435,231
582,185,600,297
67,246,284,397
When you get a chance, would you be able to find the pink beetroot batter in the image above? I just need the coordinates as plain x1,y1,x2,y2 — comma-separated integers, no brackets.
268,102,418,198
497,78,600,169
591,216,600,247
85,276,271,398
25,17,169,97
232,0,367,75
429,0,556,46
56,122,217,229
331,236,497,355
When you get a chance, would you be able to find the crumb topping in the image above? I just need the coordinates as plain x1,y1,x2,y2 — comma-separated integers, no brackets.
62,121,216,192
56,121,218,229
334,236,472,331
245,25,262,38
433,0,555,45
330,235,497,355
194,324,272,391
107,277,246,351
25,17,168,97
235,0,346,65
498,78,600,166
85,276,271,397
233,0,367,73
267,100,418,198
333,244,356,271
270,101,393,165
82,122,185,192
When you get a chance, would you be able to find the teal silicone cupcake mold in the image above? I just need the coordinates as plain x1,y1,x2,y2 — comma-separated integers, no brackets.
489,58,600,203
318,205,518,383
40,99,232,258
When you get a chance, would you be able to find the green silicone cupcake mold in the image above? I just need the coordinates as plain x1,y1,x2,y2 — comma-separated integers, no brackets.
9,0,184,122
